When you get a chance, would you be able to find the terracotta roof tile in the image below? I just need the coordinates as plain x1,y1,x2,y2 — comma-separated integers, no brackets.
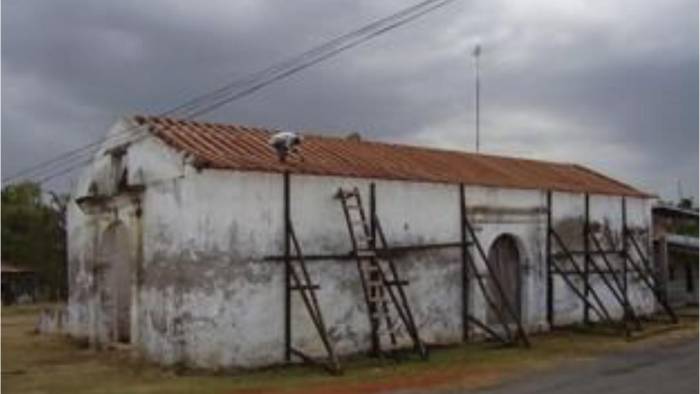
133,115,651,197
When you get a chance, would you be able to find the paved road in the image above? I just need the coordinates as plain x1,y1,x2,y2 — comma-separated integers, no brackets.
434,336,697,394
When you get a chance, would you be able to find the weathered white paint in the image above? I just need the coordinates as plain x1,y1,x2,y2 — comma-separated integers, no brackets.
548,192,656,325
66,119,658,369
463,186,548,332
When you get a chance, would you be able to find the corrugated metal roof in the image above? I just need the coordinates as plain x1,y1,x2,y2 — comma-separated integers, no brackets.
133,115,650,197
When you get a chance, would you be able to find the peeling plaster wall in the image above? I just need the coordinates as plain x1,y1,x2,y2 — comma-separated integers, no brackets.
67,118,184,348
66,200,93,338
285,179,547,356
463,186,549,333
376,181,463,344
623,196,657,316
550,192,655,325
67,119,656,369
137,169,284,368
131,173,567,368
66,195,142,346
289,177,462,357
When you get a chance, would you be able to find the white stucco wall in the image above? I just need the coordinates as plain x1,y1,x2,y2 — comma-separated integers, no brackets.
67,119,657,369
549,192,656,325
66,118,151,344
137,169,284,367
463,186,549,332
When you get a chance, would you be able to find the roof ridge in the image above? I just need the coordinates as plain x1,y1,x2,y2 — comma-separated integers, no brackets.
135,114,579,168
569,164,656,198
131,114,652,197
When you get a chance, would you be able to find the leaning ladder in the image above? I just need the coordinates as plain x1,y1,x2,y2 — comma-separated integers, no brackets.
623,229,678,324
287,223,341,373
462,212,530,347
587,233,642,333
549,229,626,331
544,192,676,335
336,187,427,359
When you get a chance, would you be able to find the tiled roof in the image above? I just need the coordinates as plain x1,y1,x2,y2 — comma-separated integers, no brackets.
133,115,650,197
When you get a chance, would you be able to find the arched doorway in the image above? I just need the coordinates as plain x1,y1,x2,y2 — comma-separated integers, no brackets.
98,222,132,343
486,234,521,325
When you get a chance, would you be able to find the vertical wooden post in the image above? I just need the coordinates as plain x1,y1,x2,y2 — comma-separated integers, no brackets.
283,171,291,362
621,197,628,317
459,184,469,341
134,202,144,344
583,193,590,324
546,190,554,328
370,183,376,250
658,236,669,306
368,183,379,355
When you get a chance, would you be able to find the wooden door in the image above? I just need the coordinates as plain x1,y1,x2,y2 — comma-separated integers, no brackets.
99,223,132,343
486,235,521,324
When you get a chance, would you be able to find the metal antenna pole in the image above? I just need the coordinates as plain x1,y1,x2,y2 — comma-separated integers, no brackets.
473,45,481,153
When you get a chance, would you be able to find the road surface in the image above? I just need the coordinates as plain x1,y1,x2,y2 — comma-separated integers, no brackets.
420,336,698,394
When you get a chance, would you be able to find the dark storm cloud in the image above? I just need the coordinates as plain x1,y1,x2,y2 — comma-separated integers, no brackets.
2,0,698,200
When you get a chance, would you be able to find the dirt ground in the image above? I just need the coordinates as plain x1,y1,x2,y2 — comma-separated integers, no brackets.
2,304,697,394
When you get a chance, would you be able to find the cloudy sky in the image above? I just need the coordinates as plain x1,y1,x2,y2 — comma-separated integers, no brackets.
2,0,698,201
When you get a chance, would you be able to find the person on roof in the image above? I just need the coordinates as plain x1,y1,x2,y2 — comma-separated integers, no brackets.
269,131,303,162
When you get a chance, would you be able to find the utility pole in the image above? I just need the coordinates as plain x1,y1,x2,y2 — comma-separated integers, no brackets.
473,44,481,153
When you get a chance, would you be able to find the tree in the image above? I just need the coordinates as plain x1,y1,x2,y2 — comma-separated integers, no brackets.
678,197,695,210
1,182,68,300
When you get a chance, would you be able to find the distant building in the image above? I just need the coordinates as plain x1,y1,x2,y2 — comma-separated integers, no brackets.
653,205,699,306
1,263,38,305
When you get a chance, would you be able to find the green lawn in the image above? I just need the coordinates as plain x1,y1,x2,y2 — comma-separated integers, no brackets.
2,304,697,394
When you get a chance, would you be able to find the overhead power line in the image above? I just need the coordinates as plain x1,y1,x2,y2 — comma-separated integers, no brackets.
185,0,458,119
3,0,459,186
169,0,457,118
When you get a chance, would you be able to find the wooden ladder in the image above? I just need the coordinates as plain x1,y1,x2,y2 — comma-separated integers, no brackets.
624,230,678,324
336,187,427,359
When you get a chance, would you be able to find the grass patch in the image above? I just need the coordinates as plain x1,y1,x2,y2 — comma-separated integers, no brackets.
2,302,57,317
2,305,697,394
